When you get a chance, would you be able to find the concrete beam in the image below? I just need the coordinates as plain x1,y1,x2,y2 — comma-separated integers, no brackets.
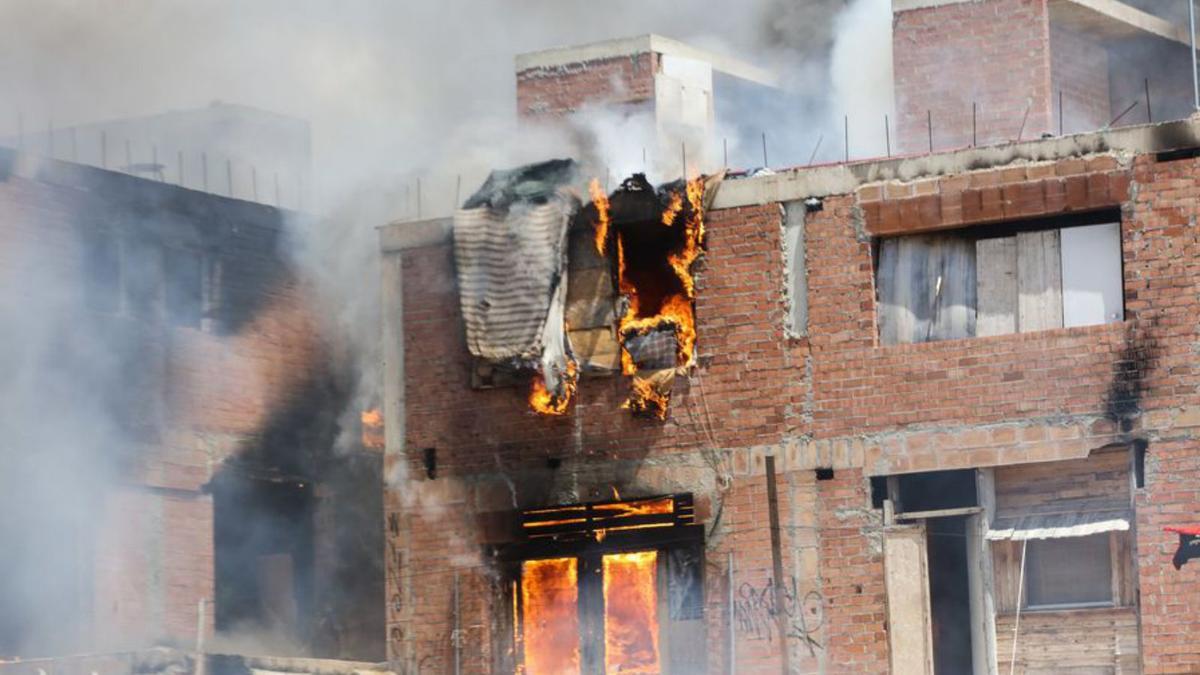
712,117,1200,209
1049,0,1190,46
895,0,1190,47
515,33,779,88
378,217,453,252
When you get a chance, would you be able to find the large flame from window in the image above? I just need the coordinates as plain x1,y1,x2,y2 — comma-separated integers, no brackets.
520,558,580,674
603,551,660,674
596,175,706,419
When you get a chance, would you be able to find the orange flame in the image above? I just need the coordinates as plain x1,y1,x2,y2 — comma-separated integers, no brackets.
521,558,580,674
589,175,707,418
360,408,384,449
660,191,683,226
528,360,578,416
591,178,611,256
603,551,660,674
621,375,671,420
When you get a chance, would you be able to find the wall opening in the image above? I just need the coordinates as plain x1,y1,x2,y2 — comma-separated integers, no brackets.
926,516,973,675
213,472,314,654
499,494,704,673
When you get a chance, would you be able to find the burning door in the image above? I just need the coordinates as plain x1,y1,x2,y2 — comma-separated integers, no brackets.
517,551,661,674
502,495,704,674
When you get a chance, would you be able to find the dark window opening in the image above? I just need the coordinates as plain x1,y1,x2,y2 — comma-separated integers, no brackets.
213,473,314,654
165,248,204,327
927,516,974,675
896,469,978,513
870,476,888,509
815,467,835,481
1134,440,1148,489
82,230,120,313
123,238,162,319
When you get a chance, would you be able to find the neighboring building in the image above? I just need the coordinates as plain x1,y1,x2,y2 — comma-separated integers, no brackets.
380,6,1200,674
517,34,790,174
0,147,382,664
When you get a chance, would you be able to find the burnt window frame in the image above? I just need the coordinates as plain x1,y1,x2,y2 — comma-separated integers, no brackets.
81,227,122,314
493,494,705,674
164,246,207,329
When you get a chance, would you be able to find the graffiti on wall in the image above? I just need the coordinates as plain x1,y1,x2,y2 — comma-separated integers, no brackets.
733,576,825,656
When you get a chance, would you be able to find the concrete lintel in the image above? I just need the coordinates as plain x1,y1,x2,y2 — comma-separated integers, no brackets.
1049,0,1190,46
515,33,779,88
378,217,453,252
712,117,1200,209
892,0,973,10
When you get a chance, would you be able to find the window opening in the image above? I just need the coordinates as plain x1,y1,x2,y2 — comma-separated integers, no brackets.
1025,534,1113,609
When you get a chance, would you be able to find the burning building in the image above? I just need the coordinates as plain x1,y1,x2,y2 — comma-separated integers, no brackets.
381,8,1200,675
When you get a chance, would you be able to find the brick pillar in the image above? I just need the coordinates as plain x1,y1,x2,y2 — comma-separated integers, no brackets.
893,0,1063,153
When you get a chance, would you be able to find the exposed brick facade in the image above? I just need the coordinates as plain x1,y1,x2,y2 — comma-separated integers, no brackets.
385,134,1200,672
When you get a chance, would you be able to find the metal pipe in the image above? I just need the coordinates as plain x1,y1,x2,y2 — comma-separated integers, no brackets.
1191,0,1199,110
764,455,791,675
843,115,849,163
1145,78,1153,123
453,573,461,675
761,131,768,168
884,114,891,157
927,110,933,153
728,551,736,675
1107,100,1140,128
807,134,823,166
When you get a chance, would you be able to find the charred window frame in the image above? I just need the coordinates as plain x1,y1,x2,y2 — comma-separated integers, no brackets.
782,200,808,338
122,237,163,320
874,209,1123,345
82,228,121,313
494,494,705,674
165,248,206,328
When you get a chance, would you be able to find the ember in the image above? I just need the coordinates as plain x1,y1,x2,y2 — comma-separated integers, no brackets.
528,359,578,416
360,408,384,449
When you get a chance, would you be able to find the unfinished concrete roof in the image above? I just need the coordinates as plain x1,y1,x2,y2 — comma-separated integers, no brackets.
515,33,779,88
895,0,1189,47
711,117,1200,209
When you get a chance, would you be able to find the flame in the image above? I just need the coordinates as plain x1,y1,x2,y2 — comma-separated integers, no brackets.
603,551,660,674
360,408,384,449
621,374,671,420
521,558,581,674
660,191,683,226
587,174,706,418
528,359,578,416
591,178,611,256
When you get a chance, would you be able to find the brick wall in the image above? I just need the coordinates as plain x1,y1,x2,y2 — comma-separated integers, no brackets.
391,142,1200,671
1051,24,1111,134
894,0,1054,152
0,152,351,656
516,53,658,120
